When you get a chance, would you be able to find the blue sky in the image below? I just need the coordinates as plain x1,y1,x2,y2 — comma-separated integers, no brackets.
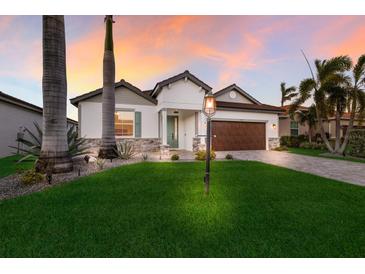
0,15,364,120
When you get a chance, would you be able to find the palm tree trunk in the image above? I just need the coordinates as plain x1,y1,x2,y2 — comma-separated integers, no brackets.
308,127,312,144
36,15,73,174
339,98,357,154
315,105,334,153
334,108,341,152
99,15,117,159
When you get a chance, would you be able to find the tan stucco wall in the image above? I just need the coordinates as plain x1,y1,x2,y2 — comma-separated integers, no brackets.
279,115,310,137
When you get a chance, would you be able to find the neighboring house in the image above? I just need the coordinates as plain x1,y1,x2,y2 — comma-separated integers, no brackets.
279,104,365,139
0,91,78,157
70,70,283,153
321,113,365,139
279,105,310,137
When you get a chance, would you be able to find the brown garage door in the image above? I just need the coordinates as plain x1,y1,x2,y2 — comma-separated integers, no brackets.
212,121,266,151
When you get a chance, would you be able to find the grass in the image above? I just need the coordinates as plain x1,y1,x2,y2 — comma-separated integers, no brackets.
1,161,365,257
287,147,365,164
0,154,35,178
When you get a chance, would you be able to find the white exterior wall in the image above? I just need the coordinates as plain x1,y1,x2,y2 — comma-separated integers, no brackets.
210,110,279,150
157,79,206,111
80,102,158,138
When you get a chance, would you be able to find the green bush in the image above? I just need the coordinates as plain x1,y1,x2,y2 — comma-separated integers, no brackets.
299,142,327,150
171,154,179,161
114,142,136,160
225,154,233,160
274,146,288,151
20,169,44,185
280,135,308,148
195,150,216,161
346,129,365,158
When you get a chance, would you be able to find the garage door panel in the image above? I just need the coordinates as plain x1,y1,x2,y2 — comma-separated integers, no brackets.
212,121,266,151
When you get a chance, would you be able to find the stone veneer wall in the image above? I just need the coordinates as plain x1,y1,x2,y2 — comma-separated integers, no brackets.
85,138,161,156
268,137,280,150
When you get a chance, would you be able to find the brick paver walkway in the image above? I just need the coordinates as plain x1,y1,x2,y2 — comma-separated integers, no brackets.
218,150,365,186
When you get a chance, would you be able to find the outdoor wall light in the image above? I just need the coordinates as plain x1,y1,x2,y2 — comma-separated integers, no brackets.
272,123,277,129
202,92,217,195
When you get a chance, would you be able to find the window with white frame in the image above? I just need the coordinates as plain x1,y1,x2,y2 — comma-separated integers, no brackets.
115,111,134,137
290,120,299,136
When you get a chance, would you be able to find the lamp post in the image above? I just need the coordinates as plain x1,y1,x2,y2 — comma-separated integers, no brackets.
202,92,216,195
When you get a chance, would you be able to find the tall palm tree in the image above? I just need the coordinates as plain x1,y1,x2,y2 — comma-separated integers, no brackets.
338,54,365,154
280,82,297,107
327,86,348,151
296,104,317,143
294,54,352,153
99,15,117,159
36,15,73,173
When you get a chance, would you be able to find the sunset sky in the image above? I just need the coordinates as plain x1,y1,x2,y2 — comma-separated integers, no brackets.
1,15,365,120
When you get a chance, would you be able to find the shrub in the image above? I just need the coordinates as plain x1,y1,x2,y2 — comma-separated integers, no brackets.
274,146,288,151
95,158,106,170
115,142,136,160
10,122,89,163
225,154,233,160
20,169,44,185
299,142,312,149
141,153,148,161
195,150,216,161
171,154,179,161
280,135,307,148
346,129,365,158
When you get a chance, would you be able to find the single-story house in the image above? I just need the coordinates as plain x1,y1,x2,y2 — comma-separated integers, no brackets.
70,70,284,153
0,91,78,157
279,104,365,139
279,105,311,137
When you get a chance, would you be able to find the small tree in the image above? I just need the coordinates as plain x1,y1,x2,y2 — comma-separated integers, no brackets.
280,82,297,107
295,104,317,143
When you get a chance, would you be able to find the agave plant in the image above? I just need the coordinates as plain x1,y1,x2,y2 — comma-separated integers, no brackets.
10,122,89,163
114,141,136,160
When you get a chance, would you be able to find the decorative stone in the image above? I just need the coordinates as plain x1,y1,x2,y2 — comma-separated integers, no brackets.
159,145,170,160
84,138,161,156
268,137,280,150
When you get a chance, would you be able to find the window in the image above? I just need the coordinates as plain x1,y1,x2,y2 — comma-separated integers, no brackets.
115,111,134,137
290,120,299,136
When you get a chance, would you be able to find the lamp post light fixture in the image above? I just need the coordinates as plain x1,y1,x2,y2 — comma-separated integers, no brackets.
202,92,216,195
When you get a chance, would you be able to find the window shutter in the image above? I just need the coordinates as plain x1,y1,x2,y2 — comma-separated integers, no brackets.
135,112,142,137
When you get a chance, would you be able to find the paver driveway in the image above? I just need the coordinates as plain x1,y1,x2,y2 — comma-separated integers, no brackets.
217,150,365,186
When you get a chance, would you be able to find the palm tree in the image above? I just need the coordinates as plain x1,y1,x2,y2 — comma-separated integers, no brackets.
99,15,117,159
294,53,352,153
280,82,297,107
327,86,348,151
296,104,317,143
36,16,73,173
338,54,365,154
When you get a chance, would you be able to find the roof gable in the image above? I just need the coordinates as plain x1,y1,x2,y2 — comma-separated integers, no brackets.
151,70,212,98
213,84,261,105
70,80,157,107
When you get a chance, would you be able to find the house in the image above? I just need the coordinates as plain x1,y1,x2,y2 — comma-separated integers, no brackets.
279,104,365,139
0,91,78,157
70,70,284,153
279,105,311,137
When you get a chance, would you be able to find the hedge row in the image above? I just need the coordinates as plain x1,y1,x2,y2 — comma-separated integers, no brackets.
347,129,365,158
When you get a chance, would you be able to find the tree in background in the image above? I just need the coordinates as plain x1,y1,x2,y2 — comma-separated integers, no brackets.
280,82,297,107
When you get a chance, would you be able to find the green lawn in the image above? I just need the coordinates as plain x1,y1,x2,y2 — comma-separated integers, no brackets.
1,161,365,257
287,147,365,164
0,154,35,178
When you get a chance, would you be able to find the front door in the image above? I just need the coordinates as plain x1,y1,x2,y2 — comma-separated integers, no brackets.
167,116,179,148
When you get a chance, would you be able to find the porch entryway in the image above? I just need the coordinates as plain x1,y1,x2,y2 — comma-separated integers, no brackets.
159,108,206,151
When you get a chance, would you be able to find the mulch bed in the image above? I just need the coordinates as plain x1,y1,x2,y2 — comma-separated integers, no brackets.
0,158,141,201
